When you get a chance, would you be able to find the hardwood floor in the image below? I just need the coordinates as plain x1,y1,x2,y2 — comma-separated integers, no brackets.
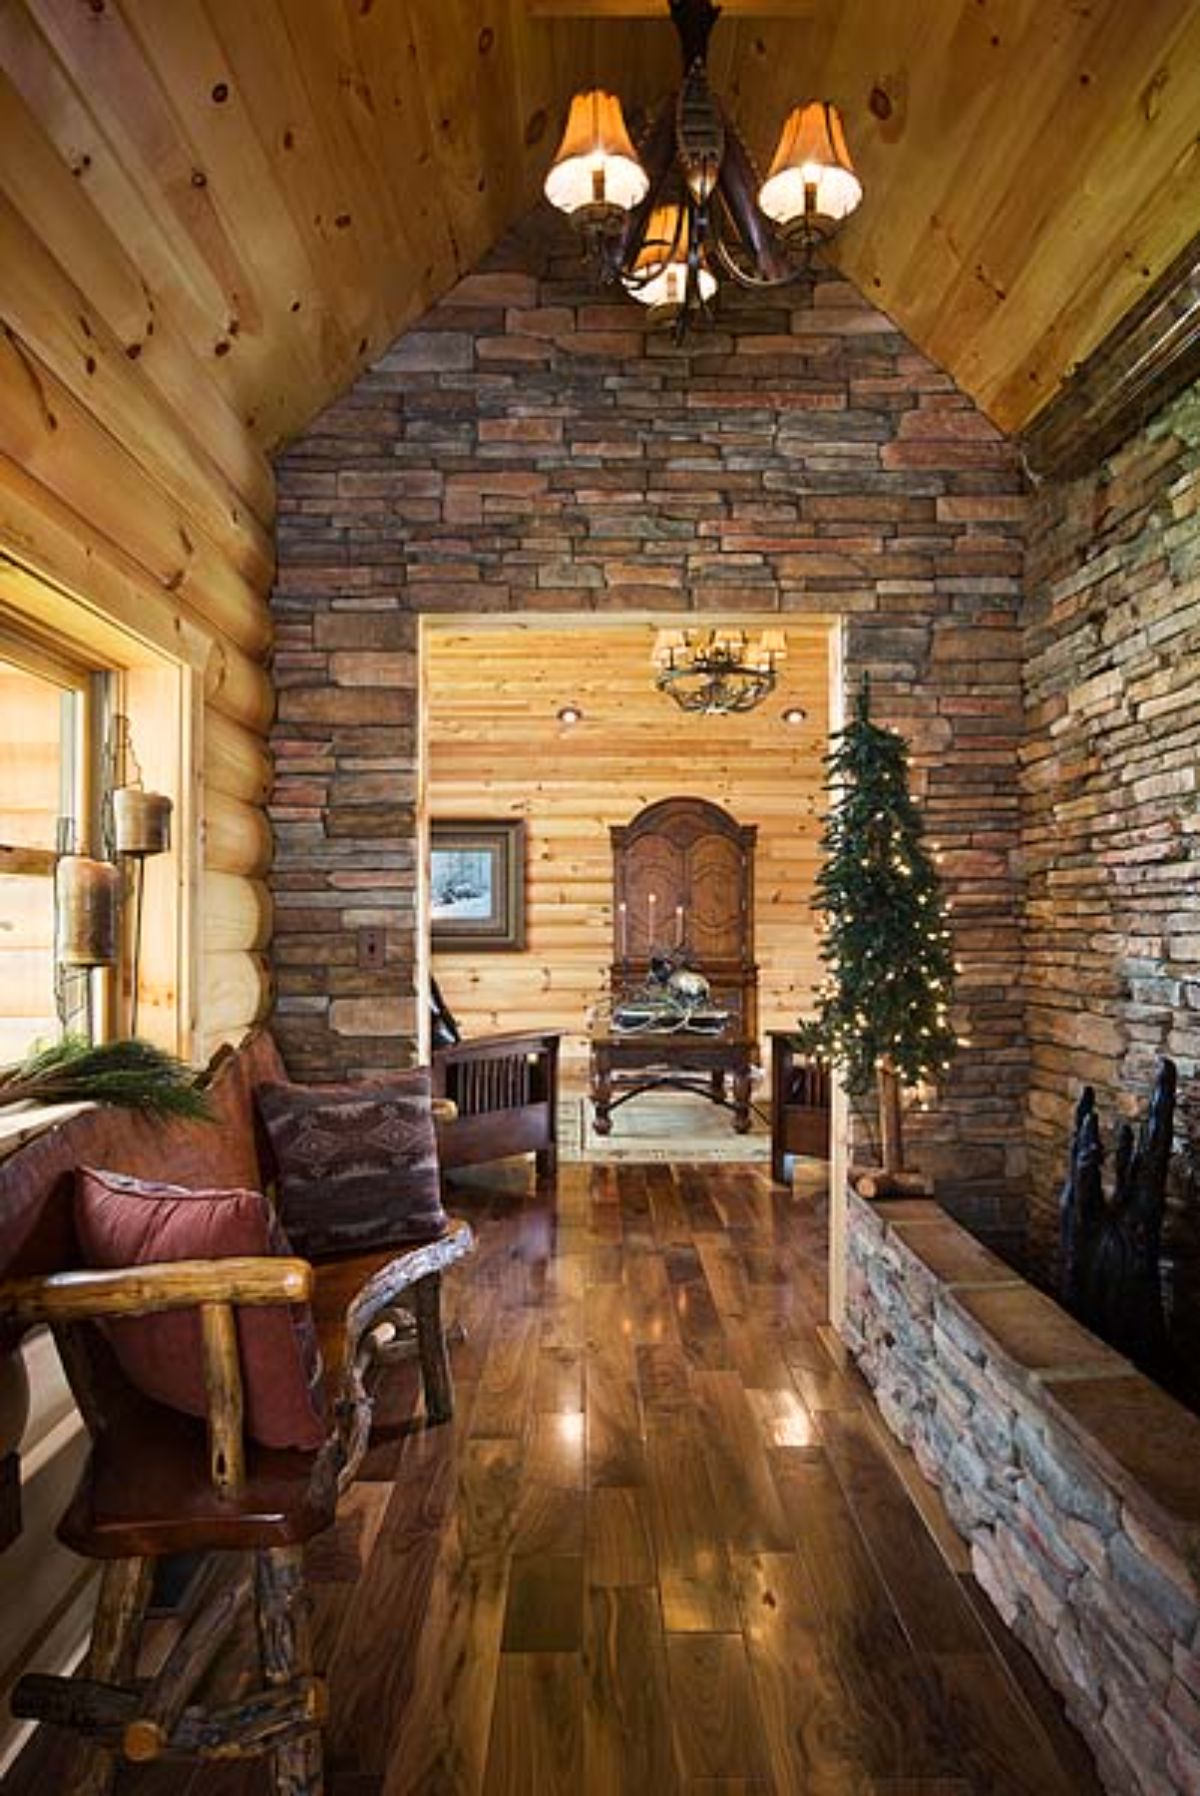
2,1161,1102,1796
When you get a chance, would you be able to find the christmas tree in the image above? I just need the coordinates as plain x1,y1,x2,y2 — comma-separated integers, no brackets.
801,677,957,1174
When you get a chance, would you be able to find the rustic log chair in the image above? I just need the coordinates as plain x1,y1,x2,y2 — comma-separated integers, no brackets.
429,978,560,1178
0,1029,473,1796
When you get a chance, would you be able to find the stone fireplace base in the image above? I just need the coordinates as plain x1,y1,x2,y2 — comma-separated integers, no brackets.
842,1188,1200,1796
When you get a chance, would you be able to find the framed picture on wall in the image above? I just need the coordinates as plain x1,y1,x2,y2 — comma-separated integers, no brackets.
430,819,526,951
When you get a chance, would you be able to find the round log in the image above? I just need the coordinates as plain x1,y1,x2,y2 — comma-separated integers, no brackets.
204,641,273,735
204,791,272,879
202,873,272,953
0,193,276,590
204,710,272,806
201,951,273,1040
851,1167,934,1200
0,330,273,658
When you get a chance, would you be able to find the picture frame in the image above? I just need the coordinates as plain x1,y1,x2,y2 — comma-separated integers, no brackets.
429,819,526,951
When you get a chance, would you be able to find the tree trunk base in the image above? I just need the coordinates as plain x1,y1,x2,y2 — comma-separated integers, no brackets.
850,1164,934,1200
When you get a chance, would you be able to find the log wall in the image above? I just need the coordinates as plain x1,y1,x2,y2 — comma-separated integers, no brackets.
0,79,277,1061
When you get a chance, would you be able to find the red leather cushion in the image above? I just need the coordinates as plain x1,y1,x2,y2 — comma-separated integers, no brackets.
255,1069,448,1260
75,1168,326,1452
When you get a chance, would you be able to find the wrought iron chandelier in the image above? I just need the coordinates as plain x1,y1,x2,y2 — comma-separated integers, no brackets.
653,627,786,714
543,0,863,339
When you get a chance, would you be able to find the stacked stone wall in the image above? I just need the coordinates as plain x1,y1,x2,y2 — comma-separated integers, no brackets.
1023,384,1200,1276
845,1189,1200,1796
270,211,1029,1227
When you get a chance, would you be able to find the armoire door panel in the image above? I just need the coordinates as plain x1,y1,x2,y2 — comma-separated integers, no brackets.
687,836,745,958
622,837,685,956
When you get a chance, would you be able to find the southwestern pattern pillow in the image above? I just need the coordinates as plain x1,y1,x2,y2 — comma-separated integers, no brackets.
75,1168,326,1452
255,1068,447,1259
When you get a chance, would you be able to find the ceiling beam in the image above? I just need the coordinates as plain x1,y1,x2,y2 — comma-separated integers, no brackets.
1020,230,1200,480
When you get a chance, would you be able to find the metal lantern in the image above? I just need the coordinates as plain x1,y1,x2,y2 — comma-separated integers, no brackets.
110,786,173,1034
55,856,121,968
112,787,172,858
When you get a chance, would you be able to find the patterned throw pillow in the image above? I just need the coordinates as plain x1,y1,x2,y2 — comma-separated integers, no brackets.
75,1168,326,1452
255,1068,448,1259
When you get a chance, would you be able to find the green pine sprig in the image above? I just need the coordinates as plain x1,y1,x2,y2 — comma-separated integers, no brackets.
802,677,958,1096
0,1035,212,1121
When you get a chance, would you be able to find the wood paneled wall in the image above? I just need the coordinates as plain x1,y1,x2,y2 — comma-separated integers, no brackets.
0,38,276,1061
426,621,831,1061
1,0,1196,456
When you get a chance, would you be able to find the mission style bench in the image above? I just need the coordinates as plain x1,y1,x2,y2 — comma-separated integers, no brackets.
0,1029,473,1796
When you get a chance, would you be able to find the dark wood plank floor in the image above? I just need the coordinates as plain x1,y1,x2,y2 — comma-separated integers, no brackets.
2,1161,1102,1796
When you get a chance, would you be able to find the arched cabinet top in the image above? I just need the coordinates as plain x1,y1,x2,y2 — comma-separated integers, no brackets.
610,795,758,854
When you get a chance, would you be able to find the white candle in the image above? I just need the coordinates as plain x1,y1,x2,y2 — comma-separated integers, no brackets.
675,904,684,946
648,892,657,945
618,901,628,958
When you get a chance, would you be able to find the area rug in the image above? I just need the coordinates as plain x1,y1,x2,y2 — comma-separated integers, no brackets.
557,1088,770,1164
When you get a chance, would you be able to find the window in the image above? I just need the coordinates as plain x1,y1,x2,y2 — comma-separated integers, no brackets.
0,572,198,1066
0,629,101,1063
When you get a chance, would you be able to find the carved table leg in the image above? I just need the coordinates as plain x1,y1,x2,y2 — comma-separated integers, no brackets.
67,1556,153,1796
255,1546,324,1796
413,1273,454,1424
732,1064,752,1134
592,1055,613,1136
710,1070,726,1102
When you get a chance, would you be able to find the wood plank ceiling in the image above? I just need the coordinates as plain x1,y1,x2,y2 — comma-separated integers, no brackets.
1,0,1197,454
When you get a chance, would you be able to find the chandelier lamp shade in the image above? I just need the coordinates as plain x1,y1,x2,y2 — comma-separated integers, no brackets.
758,102,863,232
543,0,863,337
653,627,787,715
627,203,718,312
542,89,650,226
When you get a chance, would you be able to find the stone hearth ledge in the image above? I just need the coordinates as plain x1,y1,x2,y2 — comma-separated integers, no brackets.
842,1186,1200,1796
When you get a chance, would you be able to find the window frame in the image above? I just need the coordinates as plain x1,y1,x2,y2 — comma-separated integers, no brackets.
0,621,116,1055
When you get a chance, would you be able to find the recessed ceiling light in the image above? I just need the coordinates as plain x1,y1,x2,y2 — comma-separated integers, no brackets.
781,706,807,726
557,704,584,725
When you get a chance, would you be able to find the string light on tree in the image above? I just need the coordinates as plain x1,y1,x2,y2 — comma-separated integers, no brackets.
796,676,957,1177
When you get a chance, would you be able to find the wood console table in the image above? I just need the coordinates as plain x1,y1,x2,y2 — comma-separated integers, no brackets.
589,1027,756,1136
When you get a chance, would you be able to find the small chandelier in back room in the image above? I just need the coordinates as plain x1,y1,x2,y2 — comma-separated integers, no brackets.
653,627,787,715
543,0,863,340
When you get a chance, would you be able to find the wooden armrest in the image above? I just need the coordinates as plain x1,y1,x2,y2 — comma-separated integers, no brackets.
0,1258,314,1328
433,1030,560,1063
432,1097,457,1124
1,1259,315,1505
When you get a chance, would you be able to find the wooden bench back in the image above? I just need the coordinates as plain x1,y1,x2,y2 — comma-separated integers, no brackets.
0,1031,286,1354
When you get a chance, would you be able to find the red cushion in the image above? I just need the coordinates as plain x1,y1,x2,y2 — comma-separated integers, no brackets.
74,1168,326,1453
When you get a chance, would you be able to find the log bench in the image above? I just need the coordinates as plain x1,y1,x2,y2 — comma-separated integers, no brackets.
0,1029,474,1795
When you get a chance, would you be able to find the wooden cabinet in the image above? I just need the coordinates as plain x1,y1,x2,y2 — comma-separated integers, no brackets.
610,797,758,1038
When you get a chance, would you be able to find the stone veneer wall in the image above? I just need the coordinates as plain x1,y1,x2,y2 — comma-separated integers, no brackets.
270,212,1028,1228
844,1188,1200,1796
1022,383,1200,1273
